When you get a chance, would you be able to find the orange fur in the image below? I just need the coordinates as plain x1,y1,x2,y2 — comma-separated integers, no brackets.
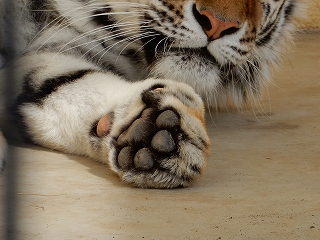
195,0,262,24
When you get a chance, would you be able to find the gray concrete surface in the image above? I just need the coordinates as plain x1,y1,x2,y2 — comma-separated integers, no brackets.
1,34,320,239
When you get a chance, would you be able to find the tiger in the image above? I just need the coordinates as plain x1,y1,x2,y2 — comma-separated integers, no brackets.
0,0,301,188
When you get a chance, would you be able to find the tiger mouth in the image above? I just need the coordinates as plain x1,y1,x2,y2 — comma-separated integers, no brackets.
140,30,230,68
172,47,219,64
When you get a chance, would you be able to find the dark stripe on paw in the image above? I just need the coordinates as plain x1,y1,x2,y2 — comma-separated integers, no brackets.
7,105,35,143
10,69,93,142
19,69,93,105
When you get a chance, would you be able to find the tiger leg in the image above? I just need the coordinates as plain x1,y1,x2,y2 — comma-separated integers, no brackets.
9,53,210,188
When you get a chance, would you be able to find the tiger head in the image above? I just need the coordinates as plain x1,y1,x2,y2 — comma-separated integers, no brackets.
109,0,301,107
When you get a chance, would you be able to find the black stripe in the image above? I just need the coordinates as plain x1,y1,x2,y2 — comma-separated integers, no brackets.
11,69,93,142
257,2,286,46
284,2,295,22
141,31,167,64
257,32,272,46
262,3,271,20
28,0,57,24
7,105,34,144
92,6,117,27
18,69,93,105
230,46,249,56
257,17,278,46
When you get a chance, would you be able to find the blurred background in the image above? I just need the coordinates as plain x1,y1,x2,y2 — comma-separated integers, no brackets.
298,1,320,32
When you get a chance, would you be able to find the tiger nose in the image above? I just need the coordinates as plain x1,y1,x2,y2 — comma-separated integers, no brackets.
199,10,239,40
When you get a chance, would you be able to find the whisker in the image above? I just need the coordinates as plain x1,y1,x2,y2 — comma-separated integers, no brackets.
30,0,98,48
56,20,153,54
114,33,160,64
34,5,146,51
154,36,172,60
132,36,161,60
97,32,161,64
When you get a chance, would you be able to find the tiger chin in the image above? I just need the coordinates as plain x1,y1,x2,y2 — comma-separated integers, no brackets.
0,0,301,188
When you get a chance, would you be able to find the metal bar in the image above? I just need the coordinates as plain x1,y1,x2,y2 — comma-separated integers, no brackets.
3,0,18,239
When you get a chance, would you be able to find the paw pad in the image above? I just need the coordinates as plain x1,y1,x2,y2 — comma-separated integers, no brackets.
115,108,181,172
151,130,176,153
134,148,154,170
117,146,133,170
156,110,180,128
117,118,153,145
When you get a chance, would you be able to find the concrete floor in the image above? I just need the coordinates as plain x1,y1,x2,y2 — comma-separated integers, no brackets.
1,34,320,239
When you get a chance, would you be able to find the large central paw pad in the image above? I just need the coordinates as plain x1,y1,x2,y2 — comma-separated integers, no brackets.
115,108,181,173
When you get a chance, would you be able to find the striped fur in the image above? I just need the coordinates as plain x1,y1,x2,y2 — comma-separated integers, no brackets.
0,0,301,188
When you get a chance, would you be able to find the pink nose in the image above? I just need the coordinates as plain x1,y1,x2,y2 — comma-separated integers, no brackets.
200,10,239,40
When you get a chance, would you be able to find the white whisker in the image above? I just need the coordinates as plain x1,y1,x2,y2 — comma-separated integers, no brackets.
97,32,161,64
56,20,153,54
35,5,146,51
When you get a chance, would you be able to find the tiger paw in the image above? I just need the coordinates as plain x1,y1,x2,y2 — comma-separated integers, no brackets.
108,81,210,188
